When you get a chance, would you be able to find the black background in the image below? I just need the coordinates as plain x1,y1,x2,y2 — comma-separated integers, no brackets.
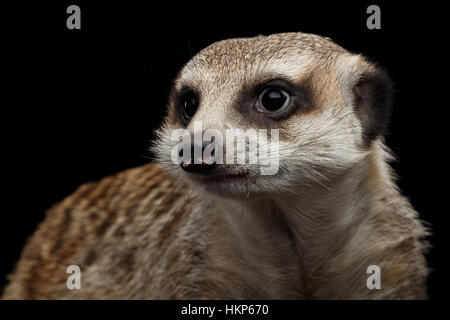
2,1,448,300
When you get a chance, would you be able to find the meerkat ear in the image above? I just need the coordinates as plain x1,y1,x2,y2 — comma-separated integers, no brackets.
352,60,394,145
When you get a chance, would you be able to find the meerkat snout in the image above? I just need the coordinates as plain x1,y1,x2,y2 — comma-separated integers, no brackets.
179,139,217,173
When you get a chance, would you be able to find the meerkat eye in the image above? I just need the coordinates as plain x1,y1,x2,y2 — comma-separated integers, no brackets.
257,88,290,112
181,91,199,121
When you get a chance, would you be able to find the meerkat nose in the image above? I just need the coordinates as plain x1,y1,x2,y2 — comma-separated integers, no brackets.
180,141,216,174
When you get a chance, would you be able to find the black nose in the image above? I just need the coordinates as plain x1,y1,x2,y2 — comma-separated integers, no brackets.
180,141,216,174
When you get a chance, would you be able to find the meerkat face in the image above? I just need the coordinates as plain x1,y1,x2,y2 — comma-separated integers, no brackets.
154,32,392,198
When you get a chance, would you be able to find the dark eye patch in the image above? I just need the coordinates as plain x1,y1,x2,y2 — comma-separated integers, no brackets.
236,78,314,123
173,86,200,126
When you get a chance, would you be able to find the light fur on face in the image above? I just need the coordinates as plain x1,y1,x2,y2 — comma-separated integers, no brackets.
154,33,388,198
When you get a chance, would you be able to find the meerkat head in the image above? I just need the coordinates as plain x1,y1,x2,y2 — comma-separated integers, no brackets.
153,32,393,199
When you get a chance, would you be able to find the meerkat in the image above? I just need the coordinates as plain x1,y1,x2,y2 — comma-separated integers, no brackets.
2,32,429,300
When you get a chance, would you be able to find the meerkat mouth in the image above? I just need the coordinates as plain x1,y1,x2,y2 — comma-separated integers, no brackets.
190,172,248,184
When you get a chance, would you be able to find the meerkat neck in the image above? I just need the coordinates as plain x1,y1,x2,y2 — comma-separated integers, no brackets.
278,141,394,247
215,141,397,294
